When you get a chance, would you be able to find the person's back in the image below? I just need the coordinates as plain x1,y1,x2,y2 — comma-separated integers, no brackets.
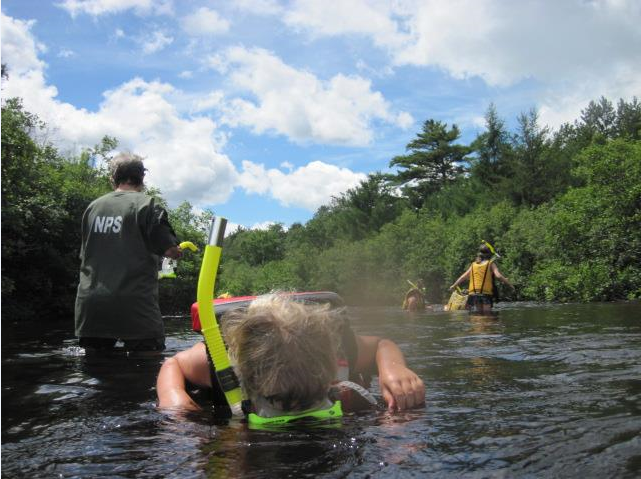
75,190,165,339
449,243,514,314
74,153,180,352
469,258,494,296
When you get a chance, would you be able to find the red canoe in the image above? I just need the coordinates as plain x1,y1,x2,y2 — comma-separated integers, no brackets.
190,291,344,332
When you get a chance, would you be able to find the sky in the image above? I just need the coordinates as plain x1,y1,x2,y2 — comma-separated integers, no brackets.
2,0,640,231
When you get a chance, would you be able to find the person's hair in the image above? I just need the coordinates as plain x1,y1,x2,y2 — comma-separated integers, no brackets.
221,294,341,412
477,244,492,261
109,152,146,187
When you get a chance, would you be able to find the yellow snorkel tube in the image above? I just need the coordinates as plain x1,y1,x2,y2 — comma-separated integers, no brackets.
197,216,244,415
482,239,501,259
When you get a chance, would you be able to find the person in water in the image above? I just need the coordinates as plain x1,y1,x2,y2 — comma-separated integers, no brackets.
449,244,514,314
157,294,425,418
402,279,427,311
75,153,182,353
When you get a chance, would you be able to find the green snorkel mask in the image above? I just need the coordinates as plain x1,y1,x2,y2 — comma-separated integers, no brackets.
248,400,343,426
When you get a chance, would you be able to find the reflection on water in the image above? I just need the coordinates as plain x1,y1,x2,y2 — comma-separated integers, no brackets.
2,302,641,477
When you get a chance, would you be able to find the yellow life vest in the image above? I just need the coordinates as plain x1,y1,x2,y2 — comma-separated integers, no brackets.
469,260,493,295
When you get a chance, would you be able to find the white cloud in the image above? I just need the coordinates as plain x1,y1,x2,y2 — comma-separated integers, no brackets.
181,7,230,36
192,90,225,113
277,0,641,126
140,30,173,54
251,221,280,231
392,1,641,87
56,0,172,17
178,70,193,79
224,221,243,236
1,15,47,74
239,160,366,210
283,0,408,51
1,12,237,208
210,46,411,146
395,111,414,129
58,48,76,58
232,0,283,16
0,11,368,218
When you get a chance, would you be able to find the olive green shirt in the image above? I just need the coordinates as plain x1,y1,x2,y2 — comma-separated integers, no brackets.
74,191,178,339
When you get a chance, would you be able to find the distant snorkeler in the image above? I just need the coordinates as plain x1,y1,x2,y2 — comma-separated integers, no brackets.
157,294,425,424
402,279,427,312
449,243,515,315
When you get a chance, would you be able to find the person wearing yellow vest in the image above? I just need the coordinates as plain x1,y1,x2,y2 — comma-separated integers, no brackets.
449,244,514,314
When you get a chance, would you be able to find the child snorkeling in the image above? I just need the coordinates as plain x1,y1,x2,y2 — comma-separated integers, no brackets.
157,294,425,420
449,243,514,314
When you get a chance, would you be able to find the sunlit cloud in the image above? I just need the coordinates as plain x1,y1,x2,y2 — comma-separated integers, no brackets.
56,0,173,17
239,160,366,210
209,46,413,146
181,7,230,36
139,30,173,54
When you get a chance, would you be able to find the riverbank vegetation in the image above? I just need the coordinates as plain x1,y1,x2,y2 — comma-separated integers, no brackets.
2,94,640,318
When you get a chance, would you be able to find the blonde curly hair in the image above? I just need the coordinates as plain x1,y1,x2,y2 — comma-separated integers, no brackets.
222,294,342,412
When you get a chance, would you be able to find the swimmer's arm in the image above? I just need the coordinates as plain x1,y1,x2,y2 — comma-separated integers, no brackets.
449,266,471,290
157,342,212,411
355,335,425,412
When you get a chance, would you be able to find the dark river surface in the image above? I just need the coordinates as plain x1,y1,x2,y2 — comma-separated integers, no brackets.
2,301,641,478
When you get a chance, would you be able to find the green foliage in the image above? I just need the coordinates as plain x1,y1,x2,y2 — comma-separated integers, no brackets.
224,223,287,266
3,95,640,322
158,202,213,313
470,103,513,192
1,99,112,319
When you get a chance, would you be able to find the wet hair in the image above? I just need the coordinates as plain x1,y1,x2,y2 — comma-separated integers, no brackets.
109,152,146,187
477,244,493,261
221,294,341,412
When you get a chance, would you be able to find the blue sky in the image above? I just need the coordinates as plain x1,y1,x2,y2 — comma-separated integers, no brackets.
2,1,640,230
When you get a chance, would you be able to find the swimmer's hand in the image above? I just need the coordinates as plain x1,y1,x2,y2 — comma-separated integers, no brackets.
376,339,425,411
164,245,182,260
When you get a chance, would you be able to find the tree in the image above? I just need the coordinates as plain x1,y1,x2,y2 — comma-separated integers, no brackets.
1,99,112,319
327,173,406,241
579,96,617,142
388,119,469,210
223,223,287,267
470,104,512,189
615,97,641,140
508,109,563,206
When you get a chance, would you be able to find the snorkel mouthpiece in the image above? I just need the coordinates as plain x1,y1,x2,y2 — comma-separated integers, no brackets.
197,216,244,415
247,400,343,426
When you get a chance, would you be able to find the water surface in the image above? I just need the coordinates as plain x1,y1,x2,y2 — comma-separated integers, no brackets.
2,302,640,477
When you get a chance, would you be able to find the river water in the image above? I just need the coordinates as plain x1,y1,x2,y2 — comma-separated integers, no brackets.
2,301,641,478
